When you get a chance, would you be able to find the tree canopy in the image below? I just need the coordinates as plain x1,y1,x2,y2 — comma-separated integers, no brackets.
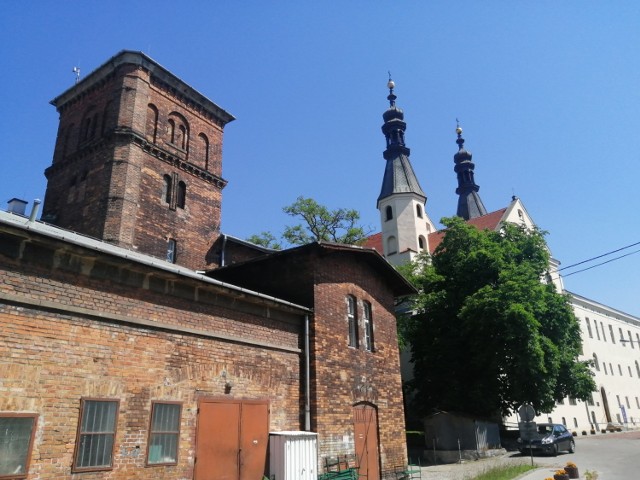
247,196,371,248
400,217,595,419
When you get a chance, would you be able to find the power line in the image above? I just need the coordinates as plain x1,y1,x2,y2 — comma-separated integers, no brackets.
559,240,640,272
561,249,640,278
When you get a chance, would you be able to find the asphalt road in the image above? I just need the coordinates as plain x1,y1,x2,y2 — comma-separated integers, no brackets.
419,430,640,480
517,430,640,480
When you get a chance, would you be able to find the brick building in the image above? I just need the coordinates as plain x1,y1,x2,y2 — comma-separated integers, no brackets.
0,51,413,479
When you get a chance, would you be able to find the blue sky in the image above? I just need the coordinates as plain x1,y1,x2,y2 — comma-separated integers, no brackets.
1,1,639,316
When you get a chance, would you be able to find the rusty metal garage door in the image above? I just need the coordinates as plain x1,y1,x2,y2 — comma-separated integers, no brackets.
194,399,269,480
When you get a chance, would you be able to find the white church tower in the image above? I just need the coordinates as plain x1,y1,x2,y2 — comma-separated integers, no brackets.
377,79,435,266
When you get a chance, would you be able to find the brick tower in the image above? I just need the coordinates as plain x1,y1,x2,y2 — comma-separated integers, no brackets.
42,50,234,270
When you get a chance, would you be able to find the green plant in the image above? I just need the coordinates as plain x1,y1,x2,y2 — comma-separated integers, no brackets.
467,463,536,480
584,470,598,480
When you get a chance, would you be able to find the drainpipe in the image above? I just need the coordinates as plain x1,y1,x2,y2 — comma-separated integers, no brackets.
220,234,227,267
304,314,311,431
28,199,41,223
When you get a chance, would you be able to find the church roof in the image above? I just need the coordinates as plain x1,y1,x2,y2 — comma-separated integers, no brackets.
427,208,507,254
364,207,508,256
377,152,426,203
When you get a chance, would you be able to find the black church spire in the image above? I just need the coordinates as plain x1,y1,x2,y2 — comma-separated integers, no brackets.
377,79,425,205
454,124,487,220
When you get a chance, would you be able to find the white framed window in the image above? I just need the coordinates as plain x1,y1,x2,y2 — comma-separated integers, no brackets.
347,296,358,348
363,301,374,352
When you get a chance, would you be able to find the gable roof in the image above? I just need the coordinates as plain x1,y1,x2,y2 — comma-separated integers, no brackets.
207,241,416,307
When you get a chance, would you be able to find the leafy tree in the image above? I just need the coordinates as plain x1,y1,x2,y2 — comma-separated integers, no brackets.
402,216,595,419
246,231,282,250
248,196,371,247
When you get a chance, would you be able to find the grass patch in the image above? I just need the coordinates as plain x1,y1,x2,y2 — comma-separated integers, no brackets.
468,463,537,480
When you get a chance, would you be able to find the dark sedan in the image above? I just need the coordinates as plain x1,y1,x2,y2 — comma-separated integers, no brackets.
518,423,575,456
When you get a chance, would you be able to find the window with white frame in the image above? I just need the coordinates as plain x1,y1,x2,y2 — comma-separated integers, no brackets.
347,296,358,348
147,402,181,466
363,301,374,352
0,414,37,478
73,399,119,472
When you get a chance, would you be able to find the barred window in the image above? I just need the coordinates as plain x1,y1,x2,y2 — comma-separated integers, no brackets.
73,399,119,472
363,301,374,352
0,414,37,478
147,402,181,466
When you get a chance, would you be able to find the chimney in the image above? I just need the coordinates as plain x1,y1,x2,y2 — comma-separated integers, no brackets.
7,198,28,216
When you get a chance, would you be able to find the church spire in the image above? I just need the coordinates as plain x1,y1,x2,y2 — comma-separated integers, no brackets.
454,123,487,220
377,78,425,205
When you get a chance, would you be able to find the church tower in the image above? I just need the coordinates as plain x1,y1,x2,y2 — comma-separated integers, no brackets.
41,51,234,270
377,79,435,266
453,124,487,220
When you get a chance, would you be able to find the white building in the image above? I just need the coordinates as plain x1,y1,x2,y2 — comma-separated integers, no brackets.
366,80,640,433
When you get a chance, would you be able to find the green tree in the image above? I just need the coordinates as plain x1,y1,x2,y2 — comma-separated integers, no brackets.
402,217,595,418
248,196,371,247
246,231,282,250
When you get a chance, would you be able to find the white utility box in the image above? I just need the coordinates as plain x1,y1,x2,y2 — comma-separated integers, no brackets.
269,431,318,480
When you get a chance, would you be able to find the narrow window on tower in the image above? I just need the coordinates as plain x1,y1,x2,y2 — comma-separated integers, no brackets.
176,181,186,209
385,205,393,221
167,239,177,264
363,301,374,352
198,133,210,170
163,175,172,204
418,235,426,250
168,119,176,144
416,204,423,218
347,296,358,348
386,236,397,255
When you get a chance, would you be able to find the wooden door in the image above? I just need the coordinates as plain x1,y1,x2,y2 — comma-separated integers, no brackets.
353,403,380,480
194,399,268,480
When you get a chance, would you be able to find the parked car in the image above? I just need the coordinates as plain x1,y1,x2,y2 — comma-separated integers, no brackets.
518,423,575,456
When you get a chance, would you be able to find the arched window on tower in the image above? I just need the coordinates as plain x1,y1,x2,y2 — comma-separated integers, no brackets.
416,204,423,218
168,119,176,144
147,104,159,143
385,205,393,221
198,133,210,170
386,236,397,255
418,235,426,250
176,181,186,209
178,124,187,150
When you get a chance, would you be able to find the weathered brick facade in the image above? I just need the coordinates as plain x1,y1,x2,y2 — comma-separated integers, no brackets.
2,51,413,479
42,51,232,271
0,220,306,479
207,244,412,476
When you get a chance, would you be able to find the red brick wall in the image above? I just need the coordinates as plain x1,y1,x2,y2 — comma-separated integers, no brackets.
43,57,229,270
310,251,407,477
0,227,304,479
